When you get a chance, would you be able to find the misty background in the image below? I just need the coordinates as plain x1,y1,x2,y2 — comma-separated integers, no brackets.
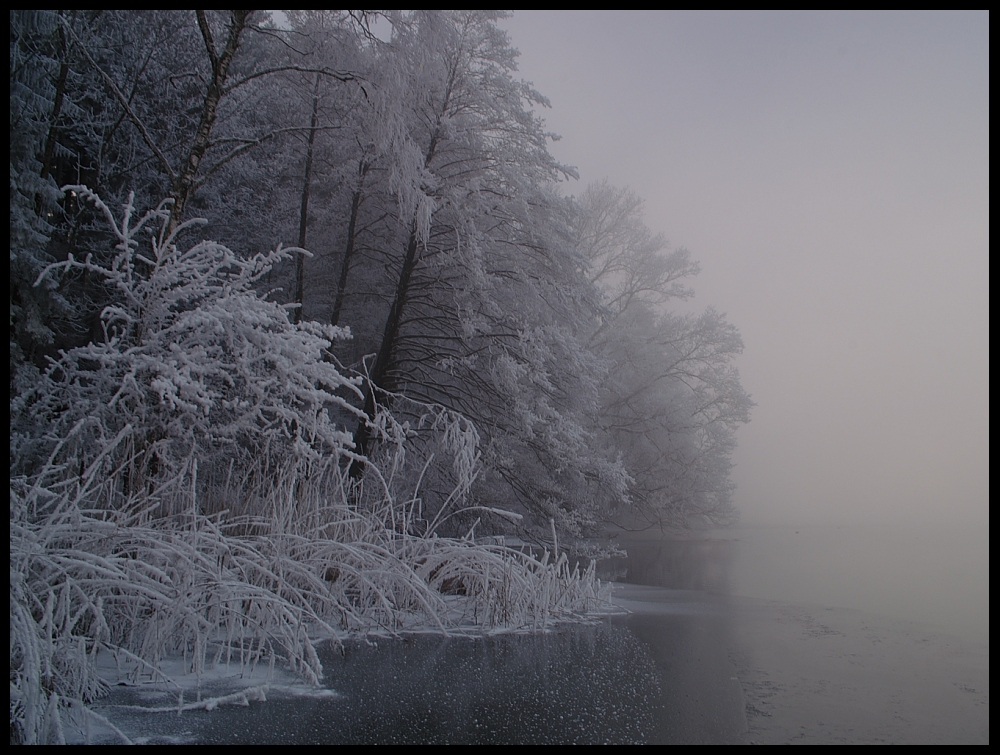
503,11,988,641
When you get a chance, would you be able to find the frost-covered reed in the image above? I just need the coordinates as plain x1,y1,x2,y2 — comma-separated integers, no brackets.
10,447,610,744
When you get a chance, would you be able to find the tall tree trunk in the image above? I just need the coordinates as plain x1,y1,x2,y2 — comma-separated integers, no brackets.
293,73,322,324
39,14,69,186
166,10,252,237
349,62,454,476
330,159,368,327
349,223,420,476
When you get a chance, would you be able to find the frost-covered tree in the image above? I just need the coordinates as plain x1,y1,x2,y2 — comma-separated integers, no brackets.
11,10,751,540
64,10,269,234
577,181,702,325
576,182,752,528
598,305,752,527
332,11,627,537
273,12,371,322
9,11,83,372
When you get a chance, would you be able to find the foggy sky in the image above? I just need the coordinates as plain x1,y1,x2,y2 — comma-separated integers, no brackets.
503,11,989,527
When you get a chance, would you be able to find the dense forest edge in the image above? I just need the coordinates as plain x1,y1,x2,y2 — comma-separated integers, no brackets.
10,10,751,743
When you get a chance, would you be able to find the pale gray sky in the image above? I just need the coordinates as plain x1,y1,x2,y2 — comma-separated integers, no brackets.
502,11,989,527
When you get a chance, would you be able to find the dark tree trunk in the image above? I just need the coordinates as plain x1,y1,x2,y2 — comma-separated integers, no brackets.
350,224,421,476
330,159,368,327
166,10,252,236
348,73,452,477
39,15,69,185
293,73,322,324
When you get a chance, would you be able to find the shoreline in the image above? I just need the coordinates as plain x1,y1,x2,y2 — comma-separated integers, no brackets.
77,535,990,744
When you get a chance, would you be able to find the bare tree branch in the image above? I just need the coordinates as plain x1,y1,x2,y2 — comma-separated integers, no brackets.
63,19,177,183
195,10,219,71
224,65,358,94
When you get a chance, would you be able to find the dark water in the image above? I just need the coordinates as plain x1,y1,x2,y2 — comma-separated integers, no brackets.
96,537,745,745
606,535,738,594
129,627,660,745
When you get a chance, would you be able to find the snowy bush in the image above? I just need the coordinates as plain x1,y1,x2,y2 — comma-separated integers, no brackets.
12,188,365,508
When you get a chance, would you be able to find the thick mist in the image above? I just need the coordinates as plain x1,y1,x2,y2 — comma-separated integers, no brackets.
503,10,989,643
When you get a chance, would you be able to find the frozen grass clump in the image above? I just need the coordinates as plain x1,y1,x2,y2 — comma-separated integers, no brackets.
10,443,612,744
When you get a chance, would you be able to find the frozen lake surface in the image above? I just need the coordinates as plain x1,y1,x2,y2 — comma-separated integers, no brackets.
92,524,989,744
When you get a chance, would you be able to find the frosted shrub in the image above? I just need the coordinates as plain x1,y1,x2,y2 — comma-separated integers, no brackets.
12,187,364,506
